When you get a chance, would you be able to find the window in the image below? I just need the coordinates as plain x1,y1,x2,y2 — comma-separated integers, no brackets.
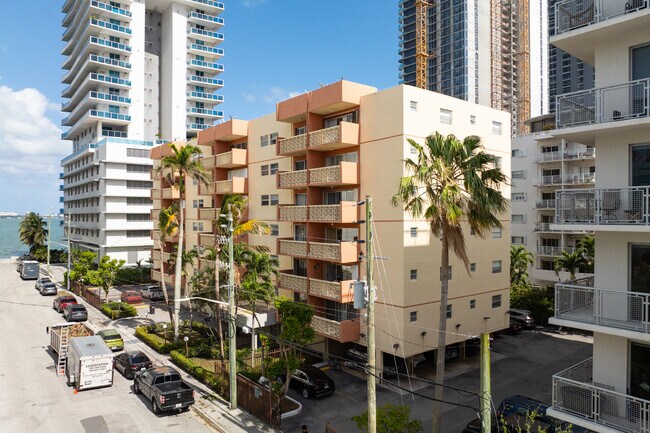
492,228,502,238
410,269,418,280
512,193,526,201
511,214,526,223
470,115,476,125
492,121,502,135
192,222,204,231
127,164,150,173
192,199,204,208
127,197,152,205
492,294,502,308
440,108,452,124
270,194,279,205
446,304,452,319
512,149,526,158
470,228,476,236
492,260,502,273
127,214,149,222
470,299,476,309
126,230,150,238
260,135,269,147
512,170,526,179
261,165,269,176
470,263,476,272
126,180,152,189
511,236,525,244
408,311,418,323
261,195,269,206
270,224,279,236
492,156,502,170
295,193,307,206
270,163,279,174
410,227,417,237
440,266,452,280
270,132,278,145
127,148,149,158
410,100,418,112
295,126,306,135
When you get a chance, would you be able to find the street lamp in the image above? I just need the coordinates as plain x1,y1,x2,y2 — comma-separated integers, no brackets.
162,324,168,343
183,336,189,356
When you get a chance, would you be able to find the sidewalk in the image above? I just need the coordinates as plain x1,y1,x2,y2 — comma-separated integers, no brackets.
49,265,278,433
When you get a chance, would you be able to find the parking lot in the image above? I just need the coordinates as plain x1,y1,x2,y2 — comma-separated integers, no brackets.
282,327,593,433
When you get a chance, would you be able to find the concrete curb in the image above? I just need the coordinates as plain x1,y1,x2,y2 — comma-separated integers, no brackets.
191,404,227,433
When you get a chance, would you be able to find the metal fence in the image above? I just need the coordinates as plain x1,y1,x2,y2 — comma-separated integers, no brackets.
556,187,650,225
555,0,648,34
552,357,650,433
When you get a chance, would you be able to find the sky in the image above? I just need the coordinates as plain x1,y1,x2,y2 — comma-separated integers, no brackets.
0,0,398,214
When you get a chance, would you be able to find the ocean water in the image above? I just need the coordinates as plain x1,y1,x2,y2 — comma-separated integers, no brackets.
0,217,66,259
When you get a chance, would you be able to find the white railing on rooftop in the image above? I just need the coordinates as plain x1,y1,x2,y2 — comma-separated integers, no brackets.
554,0,648,35
556,187,650,225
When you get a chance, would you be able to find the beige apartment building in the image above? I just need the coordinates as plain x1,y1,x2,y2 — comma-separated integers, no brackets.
150,80,511,372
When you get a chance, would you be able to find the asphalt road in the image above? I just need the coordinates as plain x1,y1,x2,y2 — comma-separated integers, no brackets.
0,263,215,433
282,328,593,433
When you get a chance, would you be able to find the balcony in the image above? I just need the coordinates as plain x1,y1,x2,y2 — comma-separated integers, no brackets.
188,11,224,28
556,79,650,133
311,315,360,343
187,76,224,88
551,277,650,339
309,162,358,187
308,202,357,223
535,148,595,163
278,205,308,222
215,148,247,168
188,43,224,58
188,0,225,13
308,241,358,264
308,122,359,151
536,199,556,209
161,188,180,199
277,272,308,294
536,246,576,256
278,134,307,156
187,123,211,133
213,177,247,194
198,233,228,247
555,187,650,231
278,240,308,258
553,1,650,64
278,170,308,189
188,28,224,42
535,173,595,186
187,107,223,118
548,357,650,433
309,278,354,303
197,208,220,220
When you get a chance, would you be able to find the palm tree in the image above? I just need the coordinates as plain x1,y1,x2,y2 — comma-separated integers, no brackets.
392,132,508,433
157,143,210,342
510,245,534,285
576,235,594,273
554,249,588,280
19,212,47,255
157,204,179,327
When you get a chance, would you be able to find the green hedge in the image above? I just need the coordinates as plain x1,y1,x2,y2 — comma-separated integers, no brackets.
101,301,138,319
135,325,183,354
170,350,228,396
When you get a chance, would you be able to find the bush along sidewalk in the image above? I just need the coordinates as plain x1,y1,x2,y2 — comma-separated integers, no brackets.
101,301,138,319
135,325,184,354
170,350,228,396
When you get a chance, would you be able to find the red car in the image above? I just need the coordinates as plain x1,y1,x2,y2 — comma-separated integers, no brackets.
53,295,77,313
121,290,142,304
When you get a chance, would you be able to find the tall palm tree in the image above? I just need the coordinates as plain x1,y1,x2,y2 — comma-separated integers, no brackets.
157,143,210,342
554,249,588,280
392,132,508,433
510,245,534,285
19,212,47,255
158,204,179,327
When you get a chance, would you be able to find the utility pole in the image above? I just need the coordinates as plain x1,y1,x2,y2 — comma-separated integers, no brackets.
227,207,237,410
480,319,491,433
365,196,376,433
47,207,52,274
66,214,71,293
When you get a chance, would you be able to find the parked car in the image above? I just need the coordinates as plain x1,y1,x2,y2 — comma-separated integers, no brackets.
35,277,52,291
462,414,551,433
97,329,124,352
344,344,407,377
39,282,58,296
497,395,590,433
121,290,143,304
277,366,335,399
462,416,498,433
114,350,153,379
141,285,165,301
133,366,195,414
509,309,535,328
53,295,77,313
63,304,88,322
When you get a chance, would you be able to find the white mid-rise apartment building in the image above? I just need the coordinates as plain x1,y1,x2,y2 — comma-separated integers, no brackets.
531,2,650,432
511,114,595,285
59,0,224,263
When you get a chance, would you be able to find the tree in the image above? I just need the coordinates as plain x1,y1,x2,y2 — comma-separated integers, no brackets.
554,249,587,280
510,245,534,285
576,235,594,273
86,255,126,303
19,212,47,255
265,297,315,398
353,403,423,433
157,143,210,342
157,204,179,328
391,132,508,433
68,250,98,288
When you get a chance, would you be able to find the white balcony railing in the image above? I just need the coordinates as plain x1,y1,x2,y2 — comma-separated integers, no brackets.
554,0,648,35
556,79,650,128
536,199,556,209
535,148,595,163
537,246,576,256
551,357,650,433
556,187,650,225
555,278,650,334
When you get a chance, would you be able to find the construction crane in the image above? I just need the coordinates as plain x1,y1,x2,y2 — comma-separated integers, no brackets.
415,0,429,89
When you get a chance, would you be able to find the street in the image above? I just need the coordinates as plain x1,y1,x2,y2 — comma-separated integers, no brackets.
0,263,215,433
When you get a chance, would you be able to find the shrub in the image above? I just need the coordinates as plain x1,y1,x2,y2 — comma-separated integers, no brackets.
135,325,183,354
170,350,228,396
116,266,151,285
101,301,138,319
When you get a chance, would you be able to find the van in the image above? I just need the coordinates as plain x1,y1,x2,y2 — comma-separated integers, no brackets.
20,261,40,280
141,285,165,301
509,308,535,328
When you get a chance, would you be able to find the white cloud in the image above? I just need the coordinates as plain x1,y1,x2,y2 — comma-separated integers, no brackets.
241,0,267,7
0,86,68,212
242,86,301,105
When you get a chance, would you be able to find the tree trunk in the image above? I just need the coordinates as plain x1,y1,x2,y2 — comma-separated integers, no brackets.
432,232,450,433
159,239,175,330
214,247,225,360
173,179,185,343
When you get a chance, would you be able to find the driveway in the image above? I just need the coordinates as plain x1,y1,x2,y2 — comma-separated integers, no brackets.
282,330,593,433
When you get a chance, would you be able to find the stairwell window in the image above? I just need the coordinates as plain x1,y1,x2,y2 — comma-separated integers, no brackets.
440,108,452,124
410,311,417,322
470,299,476,309
410,269,418,280
409,100,418,112
446,304,453,319
511,214,526,223
410,227,417,237
512,170,526,179
492,121,503,135
511,236,525,244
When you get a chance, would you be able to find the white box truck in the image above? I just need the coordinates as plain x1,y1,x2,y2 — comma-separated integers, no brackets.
66,335,114,391
20,260,40,280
